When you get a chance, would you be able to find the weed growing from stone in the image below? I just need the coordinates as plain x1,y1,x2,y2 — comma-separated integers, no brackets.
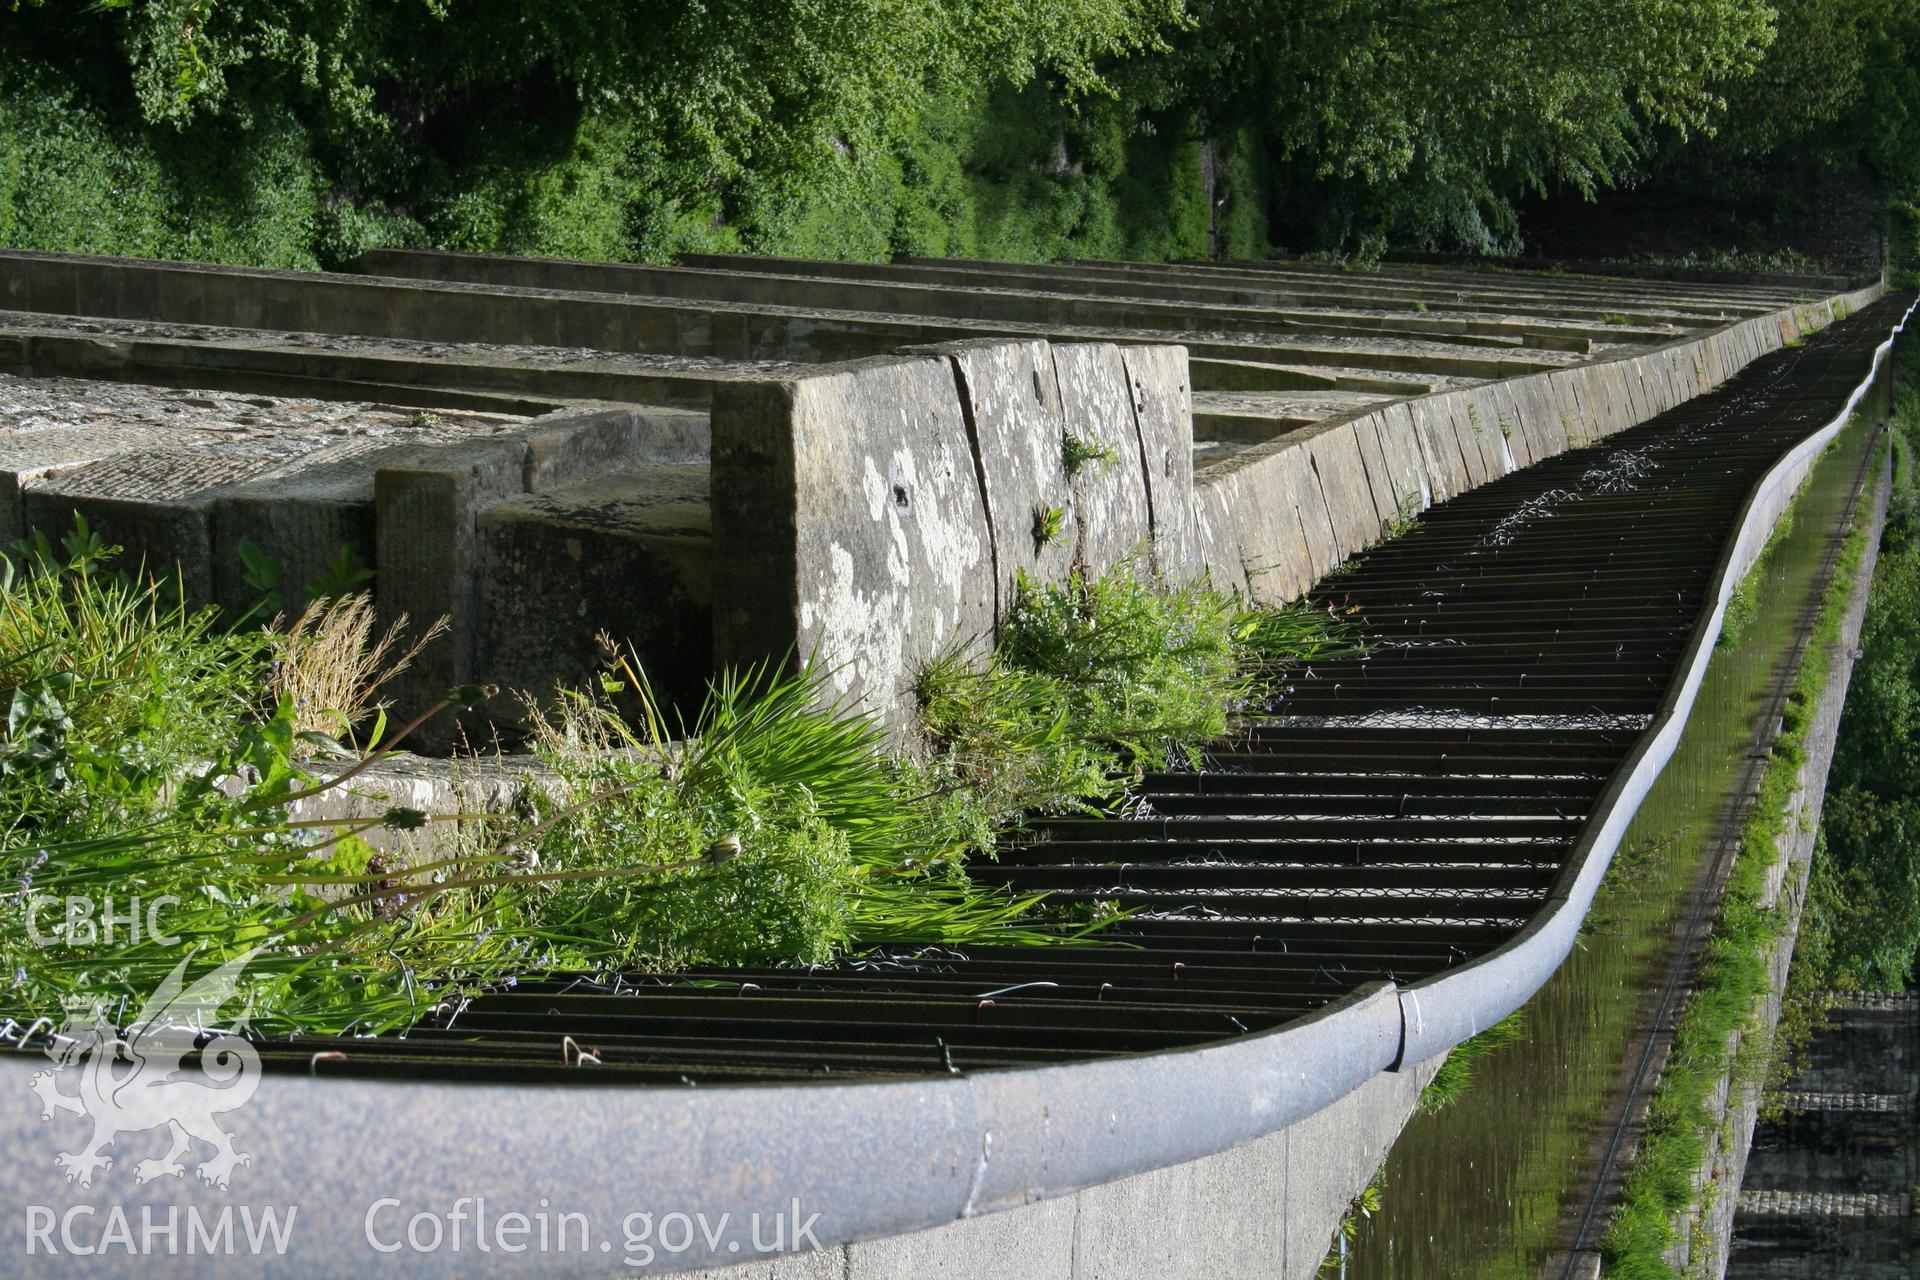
1032,504,1067,548
1416,1012,1527,1115
1062,431,1118,477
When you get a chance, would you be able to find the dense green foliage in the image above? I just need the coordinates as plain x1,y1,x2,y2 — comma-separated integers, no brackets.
6,0,1920,267
913,565,1353,856
0,0,1212,266
0,535,1345,1032
1520,0,1920,272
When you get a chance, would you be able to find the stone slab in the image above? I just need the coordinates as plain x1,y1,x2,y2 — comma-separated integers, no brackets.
1444,395,1491,488
477,466,713,722
711,354,994,741
1404,398,1462,502
1279,445,1341,582
1346,415,1401,525
1209,459,1312,606
24,438,324,603
1370,402,1432,513
1300,421,1382,559
1053,343,1152,576
1118,344,1203,582
1191,477,1250,596
374,435,532,746
927,339,1076,615
1488,382,1533,471
0,422,206,546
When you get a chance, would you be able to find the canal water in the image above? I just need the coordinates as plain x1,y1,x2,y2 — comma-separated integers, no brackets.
1337,387,1889,1279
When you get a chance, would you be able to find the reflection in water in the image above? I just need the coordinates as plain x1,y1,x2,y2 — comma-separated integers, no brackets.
1340,400,1885,1280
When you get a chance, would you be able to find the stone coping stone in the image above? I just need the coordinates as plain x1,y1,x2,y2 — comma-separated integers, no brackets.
710,335,1197,739
712,352,995,741
1191,281,1887,605
699,252,1792,324
0,250,1590,386
365,248,1670,352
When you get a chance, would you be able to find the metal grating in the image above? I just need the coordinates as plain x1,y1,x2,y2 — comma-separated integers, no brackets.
121,300,1920,1084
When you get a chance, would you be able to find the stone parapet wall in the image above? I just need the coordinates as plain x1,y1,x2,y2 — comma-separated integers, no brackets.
1202,285,1885,604
0,248,1880,747
709,285,1883,732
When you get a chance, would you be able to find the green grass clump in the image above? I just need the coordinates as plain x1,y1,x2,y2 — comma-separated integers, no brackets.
1417,1012,1528,1115
1798,365,1920,990
1062,431,1119,477
914,562,1356,848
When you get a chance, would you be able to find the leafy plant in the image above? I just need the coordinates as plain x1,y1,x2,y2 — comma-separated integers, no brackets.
1033,504,1067,548
235,537,285,621
310,544,374,599
235,538,376,623
1062,431,1120,478
1320,1169,1387,1275
1383,493,1424,540
915,562,1357,861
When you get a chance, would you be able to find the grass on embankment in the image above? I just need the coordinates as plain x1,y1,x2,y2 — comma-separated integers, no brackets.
0,526,1349,1037
1599,427,1884,1278
1795,375,1920,993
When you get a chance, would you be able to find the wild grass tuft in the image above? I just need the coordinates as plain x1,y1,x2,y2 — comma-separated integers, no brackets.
268,594,447,748
1417,1012,1528,1115
915,561,1357,853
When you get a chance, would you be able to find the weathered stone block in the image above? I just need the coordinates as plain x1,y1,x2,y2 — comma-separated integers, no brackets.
1514,378,1565,460
477,466,713,722
925,339,1076,614
520,406,711,490
375,436,530,744
1346,415,1400,524
1405,397,1465,502
1205,448,1315,606
1370,402,1432,512
1279,445,1341,581
23,440,309,604
0,422,203,546
711,355,993,740
1053,343,1152,576
1444,396,1490,488
1621,362,1650,424
213,443,390,618
1299,421,1380,559
1489,382,1534,470
1191,476,1249,597
1119,344,1204,582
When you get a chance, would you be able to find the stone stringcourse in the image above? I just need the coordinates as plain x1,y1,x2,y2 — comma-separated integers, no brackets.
0,248,1882,745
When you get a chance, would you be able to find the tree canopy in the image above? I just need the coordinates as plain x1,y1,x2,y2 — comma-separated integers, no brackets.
4,0,1920,265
